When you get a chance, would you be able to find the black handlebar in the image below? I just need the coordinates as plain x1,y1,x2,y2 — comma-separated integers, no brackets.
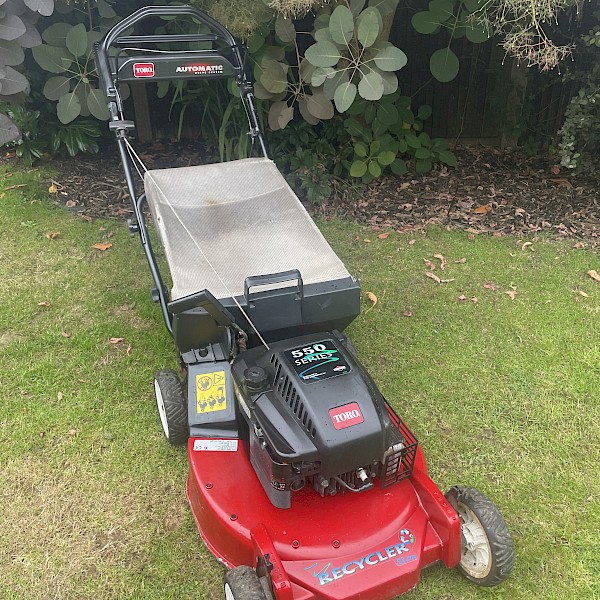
95,4,239,102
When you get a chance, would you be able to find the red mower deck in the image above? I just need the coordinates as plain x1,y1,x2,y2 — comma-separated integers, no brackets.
187,438,461,600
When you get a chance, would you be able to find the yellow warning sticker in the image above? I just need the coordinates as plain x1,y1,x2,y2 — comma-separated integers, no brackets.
196,371,227,414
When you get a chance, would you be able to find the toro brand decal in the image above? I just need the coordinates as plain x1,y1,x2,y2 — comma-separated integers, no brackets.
304,529,417,587
196,371,226,414
175,63,224,74
286,340,350,383
329,403,363,429
133,63,155,77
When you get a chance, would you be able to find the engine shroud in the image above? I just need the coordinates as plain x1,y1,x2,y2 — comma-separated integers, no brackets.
231,332,416,508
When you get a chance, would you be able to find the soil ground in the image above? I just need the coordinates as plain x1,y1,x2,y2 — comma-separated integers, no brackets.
46,144,600,246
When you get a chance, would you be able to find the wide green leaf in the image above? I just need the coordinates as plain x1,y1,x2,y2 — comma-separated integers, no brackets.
333,80,357,112
329,5,354,45
350,160,367,177
0,15,26,41
246,34,265,53
0,65,28,94
377,102,399,126
411,11,440,34
323,68,349,99
380,70,399,94
299,58,316,83
344,117,364,137
349,0,367,15
464,22,490,43
24,0,54,17
356,7,381,48
66,23,87,58
0,40,24,65
415,147,432,159
96,0,116,19
429,48,459,82
32,44,72,73
368,160,382,177
311,66,335,87
275,14,296,43
377,150,396,165
391,158,407,175
305,40,342,67
358,69,384,101
260,58,288,94
57,91,81,124
41,22,71,46
354,142,368,158
438,149,457,166
87,87,109,120
428,0,455,20
373,44,407,71
369,0,399,17
0,112,19,144
268,100,293,131
417,104,433,120
298,95,320,125
416,158,433,172
305,92,334,120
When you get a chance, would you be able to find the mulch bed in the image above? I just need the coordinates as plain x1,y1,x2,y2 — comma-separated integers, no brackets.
45,143,600,246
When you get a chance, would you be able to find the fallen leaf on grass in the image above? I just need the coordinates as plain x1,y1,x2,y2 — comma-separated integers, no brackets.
92,243,112,251
403,311,413,317
424,259,436,270
45,231,61,239
521,241,533,251
573,242,585,250
484,283,497,291
3,184,26,191
81,214,92,223
457,295,467,301
408,239,416,245
426,272,441,284
455,257,467,264
126,344,132,355
65,200,77,208
505,290,518,300
61,331,71,338
577,290,589,298
57,392,63,401
37,301,50,307
588,270,600,283
109,337,125,344
434,254,447,270
68,429,77,436
363,239,372,243
546,178,573,189
377,233,389,239
48,183,58,194
473,205,490,214
365,291,378,313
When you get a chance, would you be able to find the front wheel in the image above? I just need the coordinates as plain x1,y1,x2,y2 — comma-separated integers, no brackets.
224,566,268,600
446,486,515,587
153,369,188,445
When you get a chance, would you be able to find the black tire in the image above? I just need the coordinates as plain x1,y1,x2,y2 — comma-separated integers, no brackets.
224,566,268,600
446,486,515,587
153,369,188,445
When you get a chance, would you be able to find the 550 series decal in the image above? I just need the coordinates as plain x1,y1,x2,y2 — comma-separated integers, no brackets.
286,340,350,383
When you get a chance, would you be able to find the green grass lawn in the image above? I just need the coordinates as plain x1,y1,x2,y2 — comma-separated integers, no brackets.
0,164,598,600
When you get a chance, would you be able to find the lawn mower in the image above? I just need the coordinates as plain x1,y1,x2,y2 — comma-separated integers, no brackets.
95,6,515,599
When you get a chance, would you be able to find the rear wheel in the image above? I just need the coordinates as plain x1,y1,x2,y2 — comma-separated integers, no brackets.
153,369,188,445
446,486,515,587
224,566,268,600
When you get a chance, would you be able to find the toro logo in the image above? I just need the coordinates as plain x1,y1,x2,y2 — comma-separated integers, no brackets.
329,403,363,430
133,63,155,78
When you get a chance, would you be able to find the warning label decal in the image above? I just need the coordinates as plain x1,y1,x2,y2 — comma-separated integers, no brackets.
196,371,227,414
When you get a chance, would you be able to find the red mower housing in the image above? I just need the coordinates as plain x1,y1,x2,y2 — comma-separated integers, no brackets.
187,438,461,600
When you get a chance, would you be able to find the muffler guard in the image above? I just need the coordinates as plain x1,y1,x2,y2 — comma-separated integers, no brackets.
186,438,461,600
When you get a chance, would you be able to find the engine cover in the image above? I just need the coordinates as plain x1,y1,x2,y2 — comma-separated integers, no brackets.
231,332,410,508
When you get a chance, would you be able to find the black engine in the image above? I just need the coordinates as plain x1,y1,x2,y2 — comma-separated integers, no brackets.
231,332,417,509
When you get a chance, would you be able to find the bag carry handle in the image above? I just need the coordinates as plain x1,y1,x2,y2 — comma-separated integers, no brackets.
244,270,304,301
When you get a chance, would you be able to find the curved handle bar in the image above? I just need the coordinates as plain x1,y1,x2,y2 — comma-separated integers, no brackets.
100,5,236,52
95,5,239,101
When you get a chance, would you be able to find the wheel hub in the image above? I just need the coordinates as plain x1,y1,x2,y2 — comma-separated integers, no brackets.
456,501,492,579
